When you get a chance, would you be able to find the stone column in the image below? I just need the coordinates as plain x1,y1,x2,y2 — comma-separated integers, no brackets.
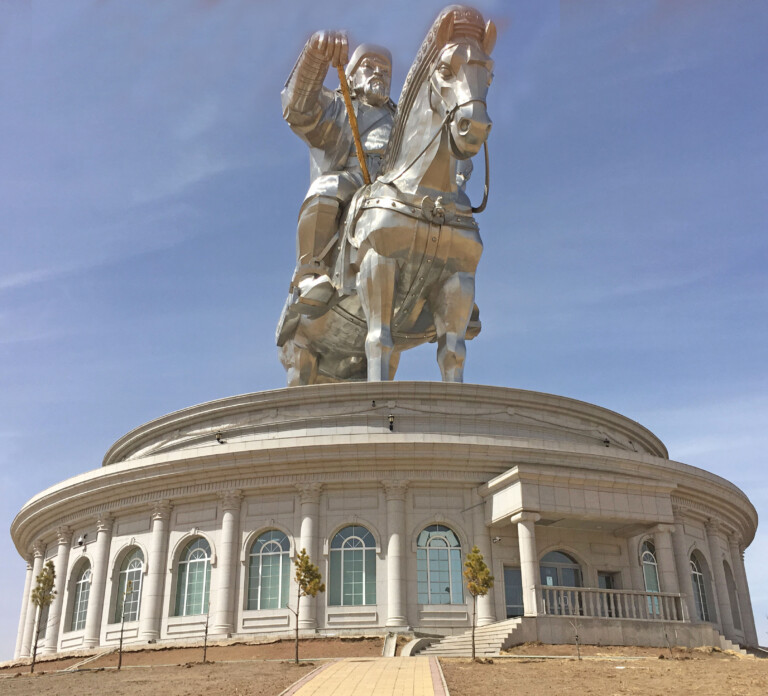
14,558,34,659
652,524,684,622
705,519,734,637
20,542,45,658
729,534,758,647
83,513,114,648
472,493,496,626
511,512,541,616
43,526,72,654
382,480,409,629
653,525,680,594
297,483,322,630
140,501,172,642
671,513,696,622
212,490,243,637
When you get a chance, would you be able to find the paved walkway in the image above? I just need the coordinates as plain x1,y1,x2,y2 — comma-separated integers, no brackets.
281,657,448,696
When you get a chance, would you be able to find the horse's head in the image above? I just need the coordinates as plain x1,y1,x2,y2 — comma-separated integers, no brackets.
381,6,497,182
430,8,496,159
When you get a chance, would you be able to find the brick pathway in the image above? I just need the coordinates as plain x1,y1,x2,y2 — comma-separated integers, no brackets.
281,656,448,696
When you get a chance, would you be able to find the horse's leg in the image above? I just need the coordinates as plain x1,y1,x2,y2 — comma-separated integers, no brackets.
388,350,401,380
429,271,475,382
279,339,318,386
357,250,397,381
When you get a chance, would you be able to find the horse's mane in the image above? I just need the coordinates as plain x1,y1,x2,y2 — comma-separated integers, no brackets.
381,5,488,176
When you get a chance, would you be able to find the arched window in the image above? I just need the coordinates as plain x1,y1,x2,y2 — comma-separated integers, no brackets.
723,561,742,631
114,548,144,623
640,541,660,592
329,525,376,606
174,538,211,616
640,540,661,616
417,524,463,605
70,563,92,631
690,554,710,622
540,551,582,587
247,531,290,610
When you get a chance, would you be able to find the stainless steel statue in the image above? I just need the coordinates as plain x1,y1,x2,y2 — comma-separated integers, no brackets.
277,5,496,385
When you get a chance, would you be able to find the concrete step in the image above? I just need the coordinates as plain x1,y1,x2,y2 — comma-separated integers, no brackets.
413,618,523,657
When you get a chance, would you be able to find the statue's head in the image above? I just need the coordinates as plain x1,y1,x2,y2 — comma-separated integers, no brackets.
346,43,392,107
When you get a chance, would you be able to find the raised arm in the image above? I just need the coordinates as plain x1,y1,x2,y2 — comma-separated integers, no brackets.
281,31,349,129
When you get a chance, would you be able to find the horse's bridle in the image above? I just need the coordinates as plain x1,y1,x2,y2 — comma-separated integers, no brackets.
386,78,490,214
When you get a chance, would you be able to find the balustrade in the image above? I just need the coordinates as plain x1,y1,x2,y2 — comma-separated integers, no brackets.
538,585,685,622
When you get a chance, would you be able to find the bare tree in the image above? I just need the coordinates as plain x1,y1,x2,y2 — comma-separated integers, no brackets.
463,545,494,660
30,560,56,673
287,548,325,664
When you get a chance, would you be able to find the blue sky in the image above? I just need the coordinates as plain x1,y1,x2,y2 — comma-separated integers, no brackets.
2,0,767,658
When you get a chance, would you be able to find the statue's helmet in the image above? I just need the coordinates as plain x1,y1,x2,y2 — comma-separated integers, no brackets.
345,44,392,79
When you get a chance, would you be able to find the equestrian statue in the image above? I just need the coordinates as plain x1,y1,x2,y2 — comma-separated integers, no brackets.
276,5,496,386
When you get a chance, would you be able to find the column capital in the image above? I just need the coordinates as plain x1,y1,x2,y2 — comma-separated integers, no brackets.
55,526,73,545
296,482,323,504
382,479,409,500
219,489,243,511
652,523,675,535
511,511,540,524
95,512,114,533
671,504,687,521
32,540,46,558
150,499,173,521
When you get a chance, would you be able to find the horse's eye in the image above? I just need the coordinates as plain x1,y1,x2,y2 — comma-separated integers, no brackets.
438,64,452,79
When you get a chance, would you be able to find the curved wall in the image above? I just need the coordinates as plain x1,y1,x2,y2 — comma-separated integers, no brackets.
10,383,759,658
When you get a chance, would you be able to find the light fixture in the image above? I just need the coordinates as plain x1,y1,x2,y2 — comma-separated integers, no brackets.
216,431,226,444
388,414,394,432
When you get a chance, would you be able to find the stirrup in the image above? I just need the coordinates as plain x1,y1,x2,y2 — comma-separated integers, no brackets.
290,260,330,291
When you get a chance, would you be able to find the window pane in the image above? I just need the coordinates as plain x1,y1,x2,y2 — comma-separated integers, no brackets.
330,550,342,606
504,567,523,618
364,549,376,605
70,566,91,631
175,562,187,616
643,563,660,593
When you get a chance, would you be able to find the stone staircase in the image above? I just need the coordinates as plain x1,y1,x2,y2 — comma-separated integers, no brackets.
415,618,524,657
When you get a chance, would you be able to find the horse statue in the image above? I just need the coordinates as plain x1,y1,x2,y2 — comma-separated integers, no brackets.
277,5,496,386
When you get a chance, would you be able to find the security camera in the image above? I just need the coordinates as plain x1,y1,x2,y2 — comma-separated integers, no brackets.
77,534,86,546
492,536,501,543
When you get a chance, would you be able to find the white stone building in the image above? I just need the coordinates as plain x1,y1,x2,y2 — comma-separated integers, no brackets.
11,382,759,658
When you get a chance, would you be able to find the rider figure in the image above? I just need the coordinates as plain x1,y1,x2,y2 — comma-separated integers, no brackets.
282,32,395,302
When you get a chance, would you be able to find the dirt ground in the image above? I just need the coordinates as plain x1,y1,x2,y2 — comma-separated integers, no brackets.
1,640,766,696
441,650,768,696
0,660,315,696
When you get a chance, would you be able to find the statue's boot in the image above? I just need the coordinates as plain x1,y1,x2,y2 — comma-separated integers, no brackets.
294,274,336,316
289,194,342,316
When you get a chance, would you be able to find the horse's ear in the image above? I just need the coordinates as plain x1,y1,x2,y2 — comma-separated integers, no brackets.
483,20,497,55
436,11,455,46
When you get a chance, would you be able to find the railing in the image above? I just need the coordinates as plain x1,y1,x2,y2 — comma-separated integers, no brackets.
538,586,685,622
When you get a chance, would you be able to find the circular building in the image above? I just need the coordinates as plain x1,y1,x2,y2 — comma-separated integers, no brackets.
11,382,759,658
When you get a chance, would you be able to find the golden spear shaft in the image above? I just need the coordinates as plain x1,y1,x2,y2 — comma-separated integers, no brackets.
337,65,372,185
